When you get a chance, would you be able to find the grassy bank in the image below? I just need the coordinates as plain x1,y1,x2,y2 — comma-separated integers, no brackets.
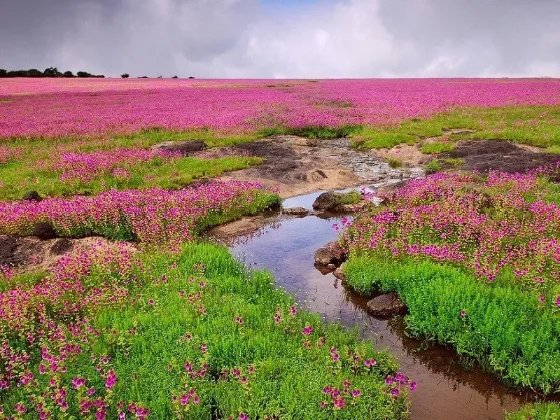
351,105,560,151
340,169,560,392
0,242,411,419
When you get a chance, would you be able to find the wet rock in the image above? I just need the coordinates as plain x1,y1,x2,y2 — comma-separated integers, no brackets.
50,238,73,255
315,264,334,275
314,241,347,266
283,207,309,216
366,293,407,318
333,266,346,281
32,222,57,240
151,140,206,156
313,191,342,211
312,190,360,211
22,191,42,202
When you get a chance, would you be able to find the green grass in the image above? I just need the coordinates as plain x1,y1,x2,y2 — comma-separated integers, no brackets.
420,141,455,154
506,403,560,419
1,243,409,419
387,158,403,168
424,158,443,174
335,190,362,206
258,125,359,140
0,155,262,201
351,106,560,150
343,257,560,393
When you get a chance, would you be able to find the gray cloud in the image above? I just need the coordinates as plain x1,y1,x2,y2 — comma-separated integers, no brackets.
1,0,559,77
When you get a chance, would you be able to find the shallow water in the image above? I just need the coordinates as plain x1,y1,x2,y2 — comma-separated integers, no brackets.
225,189,550,420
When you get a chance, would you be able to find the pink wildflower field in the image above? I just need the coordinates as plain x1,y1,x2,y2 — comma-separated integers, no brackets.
1,78,560,138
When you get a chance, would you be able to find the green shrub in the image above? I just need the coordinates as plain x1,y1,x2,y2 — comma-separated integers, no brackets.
344,257,560,393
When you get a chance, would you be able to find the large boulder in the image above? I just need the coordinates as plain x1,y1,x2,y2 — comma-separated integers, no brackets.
314,241,347,266
151,140,206,156
366,293,407,318
312,190,361,212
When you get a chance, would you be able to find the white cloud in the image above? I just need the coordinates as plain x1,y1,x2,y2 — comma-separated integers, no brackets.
1,0,559,78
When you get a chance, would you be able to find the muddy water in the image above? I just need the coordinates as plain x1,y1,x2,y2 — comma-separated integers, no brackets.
223,190,548,420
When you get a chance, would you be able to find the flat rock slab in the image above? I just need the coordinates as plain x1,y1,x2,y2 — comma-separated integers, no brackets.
282,207,310,216
151,140,206,156
366,293,407,318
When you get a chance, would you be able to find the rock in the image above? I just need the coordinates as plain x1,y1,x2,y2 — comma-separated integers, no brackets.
314,241,347,266
283,207,309,216
333,266,346,281
32,222,57,240
50,238,73,255
366,293,407,318
151,140,206,156
22,191,42,202
312,191,343,211
312,190,361,212
315,264,334,275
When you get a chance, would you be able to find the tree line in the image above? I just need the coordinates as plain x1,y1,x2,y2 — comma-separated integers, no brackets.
0,67,104,78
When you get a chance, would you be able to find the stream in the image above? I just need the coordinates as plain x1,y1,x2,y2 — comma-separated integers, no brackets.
215,189,546,420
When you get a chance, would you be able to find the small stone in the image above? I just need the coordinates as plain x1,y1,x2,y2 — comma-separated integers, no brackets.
366,293,407,318
22,191,42,202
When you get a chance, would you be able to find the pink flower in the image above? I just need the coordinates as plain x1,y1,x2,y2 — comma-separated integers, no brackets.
105,370,117,390
333,397,345,409
301,325,313,336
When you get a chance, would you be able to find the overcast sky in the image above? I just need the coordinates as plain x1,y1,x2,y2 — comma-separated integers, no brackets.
1,0,559,78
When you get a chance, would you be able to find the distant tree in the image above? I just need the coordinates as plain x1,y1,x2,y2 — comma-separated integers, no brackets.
43,67,62,77
188,76,195,79
26,69,43,77
157,75,163,79
121,73,130,79
172,75,178,79
138,76,148,78
0,68,103,78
